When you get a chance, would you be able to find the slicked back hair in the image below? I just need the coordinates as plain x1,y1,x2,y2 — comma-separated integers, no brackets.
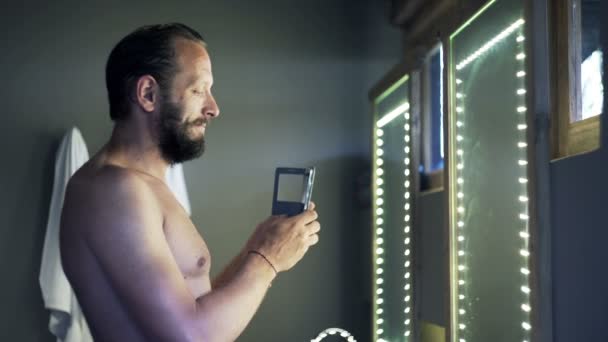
105,23,206,121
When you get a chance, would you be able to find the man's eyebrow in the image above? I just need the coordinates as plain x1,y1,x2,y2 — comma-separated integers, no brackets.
185,74,199,88
185,73,212,88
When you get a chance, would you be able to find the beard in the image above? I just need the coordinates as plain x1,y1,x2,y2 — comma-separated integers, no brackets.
157,99,206,165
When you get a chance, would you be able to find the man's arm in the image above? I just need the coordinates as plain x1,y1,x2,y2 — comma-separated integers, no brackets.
212,251,246,289
70,171,318,342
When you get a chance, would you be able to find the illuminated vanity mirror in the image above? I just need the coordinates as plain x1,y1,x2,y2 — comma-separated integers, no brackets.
371,74,415,342
448,0,534,341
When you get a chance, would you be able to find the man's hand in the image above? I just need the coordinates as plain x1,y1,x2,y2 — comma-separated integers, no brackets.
245,202,320,273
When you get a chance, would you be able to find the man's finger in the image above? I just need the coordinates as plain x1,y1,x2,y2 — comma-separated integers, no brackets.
296,209,318,224
308,201,316,211
306,221,321,235
308,234,320,246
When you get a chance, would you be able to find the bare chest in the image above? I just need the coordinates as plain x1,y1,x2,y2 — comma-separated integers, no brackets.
164,215,211,276
156,188,212,295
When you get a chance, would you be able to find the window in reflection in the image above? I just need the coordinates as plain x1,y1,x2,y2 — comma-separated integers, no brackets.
420,44,445,191
580,0,603,120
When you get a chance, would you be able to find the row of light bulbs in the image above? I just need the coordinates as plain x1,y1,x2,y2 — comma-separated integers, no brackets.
452,18,533,342
514,22,534,341
373,98,414,341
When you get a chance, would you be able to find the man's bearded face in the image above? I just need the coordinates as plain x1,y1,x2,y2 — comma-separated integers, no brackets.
157,94,206,165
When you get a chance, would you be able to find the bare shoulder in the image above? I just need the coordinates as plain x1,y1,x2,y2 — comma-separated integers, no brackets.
68,163,151,196
62,164,162,239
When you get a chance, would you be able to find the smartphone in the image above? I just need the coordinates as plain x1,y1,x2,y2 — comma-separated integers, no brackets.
271,167,316,217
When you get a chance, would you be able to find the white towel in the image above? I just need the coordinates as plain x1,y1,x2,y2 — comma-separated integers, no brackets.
39,127,93,342
39,127,193,341
166,163,192,216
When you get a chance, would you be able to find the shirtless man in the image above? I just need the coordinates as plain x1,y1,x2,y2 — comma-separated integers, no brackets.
59,23,320,342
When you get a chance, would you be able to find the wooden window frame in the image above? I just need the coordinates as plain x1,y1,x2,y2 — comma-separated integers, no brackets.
552,0,602,159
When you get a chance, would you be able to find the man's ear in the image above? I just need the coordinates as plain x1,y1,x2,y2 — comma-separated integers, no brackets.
135,75,159,113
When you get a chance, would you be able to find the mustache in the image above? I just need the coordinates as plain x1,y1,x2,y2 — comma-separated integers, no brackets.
189,118,208,126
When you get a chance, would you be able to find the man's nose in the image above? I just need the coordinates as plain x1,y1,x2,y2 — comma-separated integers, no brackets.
204,95,220,118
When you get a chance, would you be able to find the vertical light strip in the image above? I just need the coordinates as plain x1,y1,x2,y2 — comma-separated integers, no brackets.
453,75,468,342
403,106,413,340
452,18,529,342
372,74,409,342
514,28,533,342
372,100,412,342
372,123,387,341
440,45,445,160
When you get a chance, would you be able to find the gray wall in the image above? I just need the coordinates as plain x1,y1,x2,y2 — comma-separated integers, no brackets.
416,191,447,327
0,1,401,340
551,145,608,342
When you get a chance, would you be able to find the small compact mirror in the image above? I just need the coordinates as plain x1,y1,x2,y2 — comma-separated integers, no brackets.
272,167,315,216
277,173,308,203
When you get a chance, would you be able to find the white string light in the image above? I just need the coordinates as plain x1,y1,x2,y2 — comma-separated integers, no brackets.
311,328,357,342
453,49,468,341
402,103,414,339
372,120,386,341
514,24,534,341
373,121,386,342
373,81,413,340
453,18,533,342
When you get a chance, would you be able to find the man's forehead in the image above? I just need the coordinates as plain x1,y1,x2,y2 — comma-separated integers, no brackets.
174,38,212,80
